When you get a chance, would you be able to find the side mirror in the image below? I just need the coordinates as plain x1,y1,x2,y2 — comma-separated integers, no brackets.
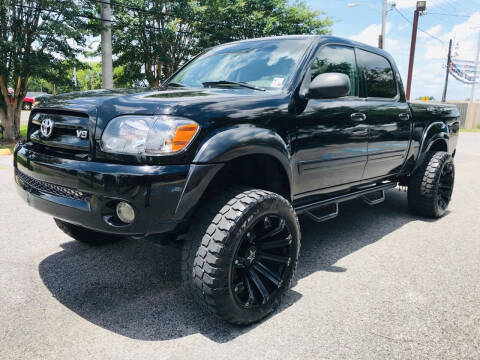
308,73,351,99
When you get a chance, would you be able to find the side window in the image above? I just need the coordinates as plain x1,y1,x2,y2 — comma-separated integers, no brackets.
311,45,358,96
357,49,397,98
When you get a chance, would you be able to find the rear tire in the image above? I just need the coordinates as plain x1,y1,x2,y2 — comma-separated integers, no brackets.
22,102,32,110
181,187,300,325
54,218,123,246
407,151,455,218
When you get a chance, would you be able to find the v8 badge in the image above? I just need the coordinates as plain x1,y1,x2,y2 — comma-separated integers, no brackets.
76,129,88,139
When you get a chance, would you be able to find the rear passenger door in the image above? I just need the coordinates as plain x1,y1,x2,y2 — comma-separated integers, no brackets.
356,49,412,179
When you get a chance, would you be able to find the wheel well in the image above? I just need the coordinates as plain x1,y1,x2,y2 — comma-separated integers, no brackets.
428,139,448,153
204,154,291,201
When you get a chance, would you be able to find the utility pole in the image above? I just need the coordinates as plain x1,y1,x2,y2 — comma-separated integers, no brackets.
101,0,114,89
441,39,452,103
379,0,387,49
347,2,388,49
406,1,426,100
469,31,480,104
465,31,480,129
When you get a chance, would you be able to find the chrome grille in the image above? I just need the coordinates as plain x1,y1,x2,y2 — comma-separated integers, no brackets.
29,111,90,154
16,169,90,201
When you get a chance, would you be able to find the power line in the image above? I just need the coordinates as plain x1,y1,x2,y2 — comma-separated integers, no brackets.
444,0,478,15
441,0,462,13
87,0,168,15
428,12,470,18
427,11,463,27
426,12,458,27
11,3,191,34
13,3,111,22
432,2,471,24
393,7,446,45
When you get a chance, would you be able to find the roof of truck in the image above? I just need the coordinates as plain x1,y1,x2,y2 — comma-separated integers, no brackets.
227,35,392,59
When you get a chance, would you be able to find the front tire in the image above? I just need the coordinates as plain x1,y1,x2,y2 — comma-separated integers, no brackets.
22,102,32,110
54,218,124,246
407,151,455,218
181,187,300,325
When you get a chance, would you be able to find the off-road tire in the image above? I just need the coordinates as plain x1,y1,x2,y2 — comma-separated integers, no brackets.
181,187,300,325
54,218,123,246
407,151,455,218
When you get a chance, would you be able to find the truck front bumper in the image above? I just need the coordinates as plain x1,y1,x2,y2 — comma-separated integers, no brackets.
14,143,195,236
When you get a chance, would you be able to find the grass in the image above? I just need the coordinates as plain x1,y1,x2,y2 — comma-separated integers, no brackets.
0,124,27,140
0,124,28,153
19,124,27,138
460,126,480,133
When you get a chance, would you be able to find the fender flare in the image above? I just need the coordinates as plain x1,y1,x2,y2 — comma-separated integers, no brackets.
173,126,294,220
414,121,449,171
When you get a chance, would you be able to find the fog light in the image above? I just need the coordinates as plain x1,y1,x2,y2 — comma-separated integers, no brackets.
116,202,135,224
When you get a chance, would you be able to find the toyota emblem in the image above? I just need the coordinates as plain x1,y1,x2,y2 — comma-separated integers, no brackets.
40,118,54,138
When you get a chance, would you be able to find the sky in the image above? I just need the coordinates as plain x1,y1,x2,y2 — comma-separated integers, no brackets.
305,0,480,100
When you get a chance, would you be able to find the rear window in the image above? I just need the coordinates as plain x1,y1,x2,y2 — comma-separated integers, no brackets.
357,49,397,98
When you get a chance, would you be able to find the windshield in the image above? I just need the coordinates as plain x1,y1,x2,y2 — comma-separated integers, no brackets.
169,39,311,91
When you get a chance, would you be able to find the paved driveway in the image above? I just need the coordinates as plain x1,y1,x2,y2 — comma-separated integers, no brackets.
0,134,479,359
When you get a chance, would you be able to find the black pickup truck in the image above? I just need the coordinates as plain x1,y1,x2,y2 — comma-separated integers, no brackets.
14,35,459,325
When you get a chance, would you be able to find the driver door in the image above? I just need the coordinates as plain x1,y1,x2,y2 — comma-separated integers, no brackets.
294,44,369,195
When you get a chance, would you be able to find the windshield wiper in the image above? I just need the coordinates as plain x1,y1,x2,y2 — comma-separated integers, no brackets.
167,82,186,88
202,80,265,92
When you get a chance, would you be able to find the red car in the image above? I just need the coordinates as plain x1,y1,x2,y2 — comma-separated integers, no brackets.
7,88,35,110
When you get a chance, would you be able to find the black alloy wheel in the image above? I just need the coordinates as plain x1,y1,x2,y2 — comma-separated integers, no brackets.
437,160,454,210
182,187,300,325
408,151,455,218
231,214,294,309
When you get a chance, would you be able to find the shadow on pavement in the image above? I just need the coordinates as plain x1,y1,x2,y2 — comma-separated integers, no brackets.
38,190,436,343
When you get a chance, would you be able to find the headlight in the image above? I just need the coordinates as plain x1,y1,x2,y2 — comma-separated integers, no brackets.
100,115,199,155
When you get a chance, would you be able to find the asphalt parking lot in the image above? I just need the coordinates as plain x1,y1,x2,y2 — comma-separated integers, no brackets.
1,133,479,359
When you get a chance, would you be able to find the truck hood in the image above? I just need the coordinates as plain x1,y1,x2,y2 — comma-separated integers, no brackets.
35,87,275,113
34,87,289,149
36,87,283,127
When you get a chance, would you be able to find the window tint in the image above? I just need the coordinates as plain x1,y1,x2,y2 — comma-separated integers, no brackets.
357,49,397,98
311,45,358,96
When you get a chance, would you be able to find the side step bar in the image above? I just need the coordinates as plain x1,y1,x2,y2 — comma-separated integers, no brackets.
362,190,386,205
304,203,339,223
295,182,397,223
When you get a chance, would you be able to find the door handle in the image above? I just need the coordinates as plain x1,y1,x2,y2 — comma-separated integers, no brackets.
350,112,366,121
399,113,410,120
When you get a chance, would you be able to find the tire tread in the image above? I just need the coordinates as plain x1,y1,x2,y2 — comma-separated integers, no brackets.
181,187,299,325
407,151,453,218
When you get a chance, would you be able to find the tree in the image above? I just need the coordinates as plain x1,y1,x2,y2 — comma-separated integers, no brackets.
29,62,130,93
28,59,82,95
77,62,103,91
196,0,332,48
76,62,130,90
28,77,51,93
112,0,331,87
0,0,95,140
113,0,198,87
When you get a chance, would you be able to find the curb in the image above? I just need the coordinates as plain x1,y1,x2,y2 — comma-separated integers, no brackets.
0,148,12,155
